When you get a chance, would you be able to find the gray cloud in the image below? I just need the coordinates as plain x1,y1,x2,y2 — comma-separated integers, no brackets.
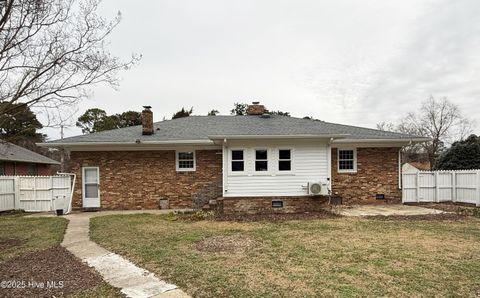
41,0,480,139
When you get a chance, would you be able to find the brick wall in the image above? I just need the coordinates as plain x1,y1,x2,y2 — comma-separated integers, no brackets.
331,147,401,204
219,196,328,214
69,150,222,210
1,162,52,175
68,146,401,212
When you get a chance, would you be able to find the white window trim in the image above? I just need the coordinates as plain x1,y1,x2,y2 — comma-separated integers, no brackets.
229,148,245,174
254,148,270,174
277,148,294,173
337,148,357,173
176,150,196,172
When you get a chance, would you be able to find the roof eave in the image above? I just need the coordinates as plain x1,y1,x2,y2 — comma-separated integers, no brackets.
37,139,215,148
332,137,431,144
207,134,350,140
0,158,60,165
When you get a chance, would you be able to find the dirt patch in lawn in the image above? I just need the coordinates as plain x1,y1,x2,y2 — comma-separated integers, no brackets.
215,210,338,222
0,238,24,250
365,213,468,221
195,234,261,254
0,245,108,297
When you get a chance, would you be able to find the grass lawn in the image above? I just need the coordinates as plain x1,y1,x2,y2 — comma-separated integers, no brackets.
0,212,123,298
91,213,480,298
0,211,68,262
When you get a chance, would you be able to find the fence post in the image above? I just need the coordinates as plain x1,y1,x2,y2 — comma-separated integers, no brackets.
452,171,456,203
435,171,439,203
477,170,480,207
401,174,404,203
416,172,420,202
14,177,20,210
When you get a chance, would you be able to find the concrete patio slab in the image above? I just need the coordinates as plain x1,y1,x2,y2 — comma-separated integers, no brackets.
333,204,446,217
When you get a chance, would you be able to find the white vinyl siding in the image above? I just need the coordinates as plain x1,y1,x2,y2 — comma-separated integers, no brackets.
224,140,329,197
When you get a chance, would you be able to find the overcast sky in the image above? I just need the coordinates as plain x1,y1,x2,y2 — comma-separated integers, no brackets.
42,0,480,140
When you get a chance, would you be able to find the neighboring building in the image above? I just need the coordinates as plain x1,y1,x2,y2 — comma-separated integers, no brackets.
0,142,60,176
39,103,429,213
402,162,432,173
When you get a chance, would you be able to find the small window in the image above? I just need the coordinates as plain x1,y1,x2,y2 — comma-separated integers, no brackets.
255,149,268,171
27,164,38,176
338,149,356,172
176,151,195,171
278,149,291,171
231,150,244,172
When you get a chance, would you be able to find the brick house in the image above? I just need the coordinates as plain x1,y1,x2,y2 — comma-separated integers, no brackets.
0,141,60,176
39,103,428,214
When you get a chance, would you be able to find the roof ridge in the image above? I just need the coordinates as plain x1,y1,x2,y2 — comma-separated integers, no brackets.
322,121,424,138
43,114,427,145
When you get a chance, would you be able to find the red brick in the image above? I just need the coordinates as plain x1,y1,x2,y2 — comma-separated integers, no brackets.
69,150,222,210
332,147,401,204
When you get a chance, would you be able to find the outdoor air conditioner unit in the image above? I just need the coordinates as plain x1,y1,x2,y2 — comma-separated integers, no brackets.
308,182,329,196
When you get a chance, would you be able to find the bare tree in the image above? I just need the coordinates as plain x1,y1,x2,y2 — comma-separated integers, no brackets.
0,0,140,135
377,96,473,168
376,121,395,132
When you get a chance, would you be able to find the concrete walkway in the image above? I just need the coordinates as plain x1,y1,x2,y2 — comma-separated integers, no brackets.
59,210,191,298
333,204,446,217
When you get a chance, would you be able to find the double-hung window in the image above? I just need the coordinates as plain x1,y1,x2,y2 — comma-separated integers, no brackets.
231,150,244,172
255,149,268,171
176,151,195,171
338,148,356,173
278,149,292,171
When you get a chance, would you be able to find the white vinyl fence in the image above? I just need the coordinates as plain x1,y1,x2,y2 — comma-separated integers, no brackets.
402,170,480,206
0,175,72,212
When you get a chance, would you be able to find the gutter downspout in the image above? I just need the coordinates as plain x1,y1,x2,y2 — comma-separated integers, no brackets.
222,138,227,197
57,172,76,215
327,138,334,194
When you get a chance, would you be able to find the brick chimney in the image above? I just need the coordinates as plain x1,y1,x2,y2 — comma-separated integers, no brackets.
142,106,153,135
246,101,266,115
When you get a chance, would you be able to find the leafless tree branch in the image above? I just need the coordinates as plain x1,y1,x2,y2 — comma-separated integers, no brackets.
0,0,140,130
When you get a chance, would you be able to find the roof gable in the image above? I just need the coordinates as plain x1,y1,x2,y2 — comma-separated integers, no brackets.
0,142,60,164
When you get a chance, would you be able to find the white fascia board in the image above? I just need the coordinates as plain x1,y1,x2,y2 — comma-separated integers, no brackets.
208,134,349,140
37,139,215,147
331,137,431,147
36,140,219,151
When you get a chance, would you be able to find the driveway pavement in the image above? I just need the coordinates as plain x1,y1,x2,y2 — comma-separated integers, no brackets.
333,204,446,217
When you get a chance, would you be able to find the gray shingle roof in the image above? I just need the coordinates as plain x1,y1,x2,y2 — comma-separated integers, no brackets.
0,142,60,164
45,115,425,145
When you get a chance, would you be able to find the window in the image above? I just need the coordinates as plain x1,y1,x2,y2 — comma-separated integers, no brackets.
255,149,268,171
27,164,38,176
278,149,291,171
231,150,244,172
0,162,4,175
176,151,195,171
338,149,356,172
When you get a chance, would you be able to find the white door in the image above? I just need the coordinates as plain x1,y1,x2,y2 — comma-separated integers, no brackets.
82,167,100,208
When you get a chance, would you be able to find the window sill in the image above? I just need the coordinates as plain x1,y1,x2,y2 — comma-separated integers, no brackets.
338,170,357,174
228,172,296,177
176,169,196,172
275,172,295,176
228,172,249,177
